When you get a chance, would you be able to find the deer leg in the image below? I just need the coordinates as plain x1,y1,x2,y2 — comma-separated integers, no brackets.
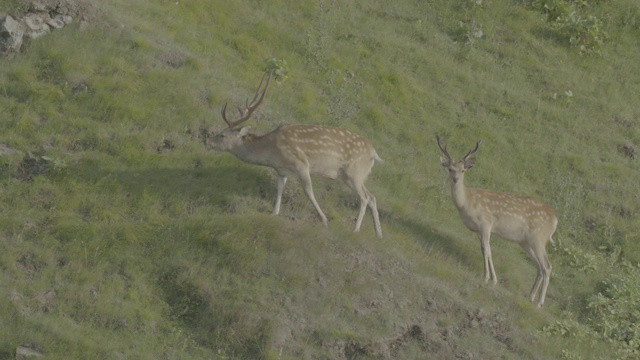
537,252,552,308
480,230,497,284
364,186,382,238
272,176,288,215
531,271,544,307
534,246,552,308
524,246,543,304
298,170,328,226
352,183,368,233
343,175,382,237
524,242,552,307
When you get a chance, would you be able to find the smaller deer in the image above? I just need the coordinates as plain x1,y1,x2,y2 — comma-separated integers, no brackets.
437,136,557,307
206,72,383,237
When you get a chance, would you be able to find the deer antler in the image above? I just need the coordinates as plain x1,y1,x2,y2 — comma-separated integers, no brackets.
462,141,482,161
221,70,274,129
437,136,452,160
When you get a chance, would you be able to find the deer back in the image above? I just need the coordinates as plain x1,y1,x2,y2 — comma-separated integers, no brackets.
273,124,378,178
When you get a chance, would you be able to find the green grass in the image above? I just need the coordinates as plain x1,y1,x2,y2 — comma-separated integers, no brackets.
1,0,640,358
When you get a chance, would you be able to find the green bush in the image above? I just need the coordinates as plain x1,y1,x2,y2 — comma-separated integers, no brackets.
530,0,608,54
587,262,640,358
559,12,607,54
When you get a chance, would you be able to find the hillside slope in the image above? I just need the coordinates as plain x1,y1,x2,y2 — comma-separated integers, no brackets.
1,0,639,358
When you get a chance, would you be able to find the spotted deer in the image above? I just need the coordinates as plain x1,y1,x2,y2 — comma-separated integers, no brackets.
206,72,383,237
437,136,557,307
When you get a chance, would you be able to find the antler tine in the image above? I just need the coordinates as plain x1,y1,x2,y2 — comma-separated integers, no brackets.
220,102,233,127
246,70,273,109
219,70,274,129
462,140,482,160
220,70,273,129
437,136,452,160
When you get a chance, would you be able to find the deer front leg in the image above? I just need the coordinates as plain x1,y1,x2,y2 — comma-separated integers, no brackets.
480,230,498,285
272,176,287,215
298,170,328,226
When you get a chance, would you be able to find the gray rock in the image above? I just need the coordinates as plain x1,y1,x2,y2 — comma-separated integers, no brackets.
16,346,43,359
0,15,24,55
24,12,51,39
47,15,66,29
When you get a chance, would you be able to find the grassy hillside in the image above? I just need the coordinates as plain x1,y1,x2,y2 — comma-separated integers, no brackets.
1,0,639,358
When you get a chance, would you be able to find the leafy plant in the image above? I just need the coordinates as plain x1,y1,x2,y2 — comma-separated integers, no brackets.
264,57,288,82
561,13,607,54
558,244,599,272
456,19,485,45
453,0,486,45
532,0,572,21
586,262,640,357
530,0,608,54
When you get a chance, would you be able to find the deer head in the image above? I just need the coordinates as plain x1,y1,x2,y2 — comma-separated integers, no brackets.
437,136,480,184
206,71,273,151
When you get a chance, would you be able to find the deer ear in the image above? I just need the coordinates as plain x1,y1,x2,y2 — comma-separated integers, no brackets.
238,126,252,136
439,156,451,168
464,157,476,169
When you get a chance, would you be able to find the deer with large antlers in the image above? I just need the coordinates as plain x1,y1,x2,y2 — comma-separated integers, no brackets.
437,136,557,307
205,72,383,237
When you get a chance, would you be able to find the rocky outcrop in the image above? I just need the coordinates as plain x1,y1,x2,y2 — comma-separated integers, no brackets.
1,1,81,57
0,15,24,56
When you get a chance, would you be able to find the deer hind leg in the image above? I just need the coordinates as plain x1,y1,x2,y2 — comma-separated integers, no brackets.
343,177,368,232
525,246,543,304
354,191,368,233
524,241,552,307
272,175,288,215
344,174,382,238
363,185,382,238
353,186,379,234
537,251,552,307
297,169,328,226
479,230,497,284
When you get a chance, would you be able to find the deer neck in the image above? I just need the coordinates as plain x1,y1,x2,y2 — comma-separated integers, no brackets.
228,132,277,167
449,176,470,210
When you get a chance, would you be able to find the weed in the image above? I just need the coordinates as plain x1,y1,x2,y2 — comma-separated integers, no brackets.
531,0,609,54
586,262,640,357
264,57,289,82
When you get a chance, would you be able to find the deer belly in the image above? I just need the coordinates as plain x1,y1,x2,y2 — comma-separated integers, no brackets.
308,155,344,179
491,220,527,242
459,212,526,242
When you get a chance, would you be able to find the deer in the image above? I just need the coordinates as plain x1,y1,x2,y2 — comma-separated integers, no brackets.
437,136,557,307
205,71,383,238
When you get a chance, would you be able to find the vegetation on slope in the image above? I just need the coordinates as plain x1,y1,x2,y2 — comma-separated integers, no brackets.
1,0,639,358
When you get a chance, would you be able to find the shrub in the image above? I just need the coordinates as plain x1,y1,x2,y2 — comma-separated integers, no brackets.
530,0,608,54
586,262,640,358
559,12,607,54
